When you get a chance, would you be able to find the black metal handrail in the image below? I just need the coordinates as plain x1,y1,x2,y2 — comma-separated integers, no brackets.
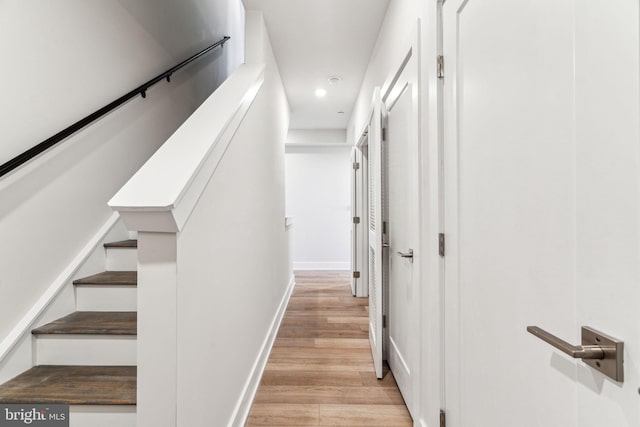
0,36,230,178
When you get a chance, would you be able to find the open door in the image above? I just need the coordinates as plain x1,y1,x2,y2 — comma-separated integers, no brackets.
368,87,385,379
443,0,640,425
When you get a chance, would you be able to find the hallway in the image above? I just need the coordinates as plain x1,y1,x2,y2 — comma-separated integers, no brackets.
247,271,412,426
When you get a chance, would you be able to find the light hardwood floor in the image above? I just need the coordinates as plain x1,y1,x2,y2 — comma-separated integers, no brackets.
247,271,412,426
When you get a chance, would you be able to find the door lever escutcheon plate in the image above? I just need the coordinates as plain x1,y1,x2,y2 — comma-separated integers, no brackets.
527,326,624,382
581,327,624,382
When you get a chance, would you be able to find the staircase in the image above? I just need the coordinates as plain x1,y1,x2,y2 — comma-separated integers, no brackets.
0,239,139,426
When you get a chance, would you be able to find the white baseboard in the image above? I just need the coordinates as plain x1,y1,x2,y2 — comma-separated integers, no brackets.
228,274,296,427
293,261,350,270
0,213,120,364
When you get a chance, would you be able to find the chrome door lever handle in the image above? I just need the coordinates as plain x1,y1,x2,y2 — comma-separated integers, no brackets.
527,326,624,382
397,249,414,259
527,326,604,359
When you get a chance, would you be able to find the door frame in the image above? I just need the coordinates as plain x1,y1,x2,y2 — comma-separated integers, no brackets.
377,19,424,418
350,146,359,296
354,135,369,298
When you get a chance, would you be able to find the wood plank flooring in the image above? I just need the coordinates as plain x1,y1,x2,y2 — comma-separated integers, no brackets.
247,271,412,426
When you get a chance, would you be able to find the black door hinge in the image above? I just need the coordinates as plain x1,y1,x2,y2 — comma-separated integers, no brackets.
437,55,445,79
439,233,445,257
440,409,446,427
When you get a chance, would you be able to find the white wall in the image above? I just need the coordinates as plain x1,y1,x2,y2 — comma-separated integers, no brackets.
0,0,244,380
347,0,442,426
287,129,346,145
0,0,244,165
285,141,352,270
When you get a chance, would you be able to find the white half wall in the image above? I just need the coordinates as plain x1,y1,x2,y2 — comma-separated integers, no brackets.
285,142,352,270
110,11,290,427
175,23,290,422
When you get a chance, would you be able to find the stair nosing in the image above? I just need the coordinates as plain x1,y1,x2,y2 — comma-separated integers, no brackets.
0,365,137,405
32,311,137,336
73,271,137,286
32,331,137,338
103,239,137,249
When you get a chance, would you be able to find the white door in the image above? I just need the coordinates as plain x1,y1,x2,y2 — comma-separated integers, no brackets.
443,1,640,426
368,88,385,379
350,147,359,296
384,49,419,416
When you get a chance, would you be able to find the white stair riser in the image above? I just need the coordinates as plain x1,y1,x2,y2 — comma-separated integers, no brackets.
35,336,136,365
71,405,135,427
105,248,137,271
75,286,137,311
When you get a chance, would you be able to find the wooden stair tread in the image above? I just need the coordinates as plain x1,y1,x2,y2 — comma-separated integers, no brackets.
104,239,137,248
73,271,137,286
0,366,136,405
32,312,136,336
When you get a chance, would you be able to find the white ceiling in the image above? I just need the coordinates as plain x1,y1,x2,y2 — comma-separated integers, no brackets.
243,0,389,130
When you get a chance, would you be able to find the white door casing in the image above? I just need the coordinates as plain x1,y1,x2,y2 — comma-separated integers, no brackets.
368,87,385,379
351,147,359,296
443,0,640,426
573,2,639,425
353,138,370,298
382,42,420,417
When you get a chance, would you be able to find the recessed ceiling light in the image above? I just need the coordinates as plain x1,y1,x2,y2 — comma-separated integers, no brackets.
315,88,327,97
328,76,342,85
